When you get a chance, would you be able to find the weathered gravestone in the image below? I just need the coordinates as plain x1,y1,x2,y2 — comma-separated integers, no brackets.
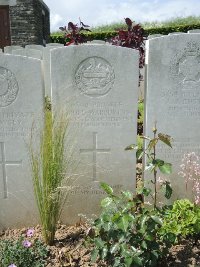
25,44,44,51
188,29,200,33
46,43,63,47
43,46,63,97
4,45,22,54
12,48,43,59
144,34,200,203
0,54,44,230
51,45,139,224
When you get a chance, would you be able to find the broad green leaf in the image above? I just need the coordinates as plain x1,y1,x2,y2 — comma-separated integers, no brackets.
121,190,133,200
91,249,98,262
100,182,113,195
124,257,133,267
164,181,173,199
101,197,113,208
152,250,159,259
153,159,164,166
113,258,121,267
158,133,173,148
112,212,121,222
125,144,138,150
147,138,158,151
131,246,138,253
136,186,151,196
158,163,172,174
136,149,144,159
141,240,147,249
141,215,148,228
151,215,163,225
94,237,105,248
101,247,108,259
110,244,118,254
142,187,151,196
117,215,129,231
133,256,143,266
145,163,155,172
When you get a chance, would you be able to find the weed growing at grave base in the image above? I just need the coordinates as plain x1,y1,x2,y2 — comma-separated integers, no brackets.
88,126,175,266
29,97,75,245
160,199,200,243
88,124,200,266
0,228,48,267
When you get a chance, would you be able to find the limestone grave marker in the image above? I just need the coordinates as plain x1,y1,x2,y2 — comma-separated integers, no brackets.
188,29,200,33
51,45,139,224
144,34,200,203
0,54,44,229
46,43,63,47
4,45,22,54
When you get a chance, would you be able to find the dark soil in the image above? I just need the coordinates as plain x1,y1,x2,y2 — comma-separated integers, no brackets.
1,222,200,267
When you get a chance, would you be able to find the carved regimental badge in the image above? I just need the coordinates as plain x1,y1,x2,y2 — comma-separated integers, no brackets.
170,42,200,88
0,67,19,107
75,57,115,97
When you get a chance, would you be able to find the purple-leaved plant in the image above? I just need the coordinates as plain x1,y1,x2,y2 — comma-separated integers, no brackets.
110,17,146,80
59,18,91,45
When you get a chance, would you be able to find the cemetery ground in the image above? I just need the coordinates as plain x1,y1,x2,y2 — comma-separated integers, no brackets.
1,195,200,266
0,120,200,266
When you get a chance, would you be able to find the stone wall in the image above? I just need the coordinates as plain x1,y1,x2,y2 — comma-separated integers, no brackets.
9,0,50,46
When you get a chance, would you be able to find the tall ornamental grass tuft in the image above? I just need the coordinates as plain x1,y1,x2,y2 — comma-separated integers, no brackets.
29,98,74,245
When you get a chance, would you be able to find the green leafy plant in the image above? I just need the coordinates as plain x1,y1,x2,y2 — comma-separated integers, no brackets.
88,126,175,266
29,98,74,245
89,183,172,267
126,123,173,208
0,228,48,267
160,199,200,243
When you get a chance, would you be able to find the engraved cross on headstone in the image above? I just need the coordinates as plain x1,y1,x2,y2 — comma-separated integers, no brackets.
80,132,110,181
0,142,22,199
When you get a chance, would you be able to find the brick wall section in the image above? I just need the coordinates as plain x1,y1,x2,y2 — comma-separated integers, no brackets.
9,0,50,46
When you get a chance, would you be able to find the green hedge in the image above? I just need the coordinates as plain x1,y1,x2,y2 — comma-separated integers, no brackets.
50,23,200,43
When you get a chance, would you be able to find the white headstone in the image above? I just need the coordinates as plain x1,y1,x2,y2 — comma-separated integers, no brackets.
148,34,163,39
12,48,42,59
144,34,200,203
4,46,22,54
46,43,64,47
51,45,139,223
168,32,185,35
0,54,44,229
188,29,200,33
91,40,106,44
12,49,26,57
25,48,43,59
25,44,44,51
43,46,63,97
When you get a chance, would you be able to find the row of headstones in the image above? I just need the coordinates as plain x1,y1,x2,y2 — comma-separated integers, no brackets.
148,29,200,39
0,32,200,229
